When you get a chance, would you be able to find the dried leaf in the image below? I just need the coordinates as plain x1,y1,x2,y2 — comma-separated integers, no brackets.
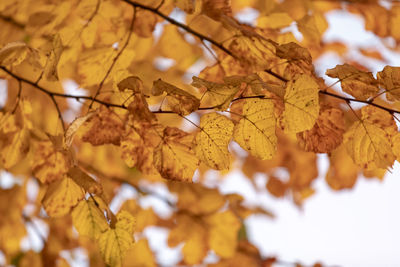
152,79,200,115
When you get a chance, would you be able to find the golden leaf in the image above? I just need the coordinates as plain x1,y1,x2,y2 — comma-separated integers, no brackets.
0,127,30,169
99,210,135,267
377,66,400,101
43,34,63,81
123,239,157,267
205,210,241,258
297,107,345,153
168,214,208,265
153,127,199,182
32,140,69,184
326,64,379,100
233,98,277,160
0,41,29,66
344,106,397,170
169,183,225,215
81,108,124,146
71,198,109,240
195,113,233,170
283,74,319,133
42,175,85,217
192,76,240,110
64,111,95,149
152,79,200,115
326,145,358,190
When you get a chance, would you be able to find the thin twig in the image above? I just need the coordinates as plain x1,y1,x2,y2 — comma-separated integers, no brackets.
88,5,137,109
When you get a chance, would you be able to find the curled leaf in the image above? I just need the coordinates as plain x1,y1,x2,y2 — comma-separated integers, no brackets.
152,79,200,115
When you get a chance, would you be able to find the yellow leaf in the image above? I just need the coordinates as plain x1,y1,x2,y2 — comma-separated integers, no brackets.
32,140,69,184
377,66,400,101
297,107,345,153
169,183,225,215
64,111,95,149
205,210,241,258
71,198,109,240
326,145,358,190
123,239,157,267
153,127,199,182
192,76,240,110
0,41,29,66
133,10,158,38
257,13,293,29
195,113,233,170
99,210,135,267
42,175,85,217
1,127,30,169
326,64,379,100
158,25,201,69
43,34,63,81
168,214,207,265
234,99,277,160
152,79,200,115
344,106,397,170
283,74,319,133
120,127,158,175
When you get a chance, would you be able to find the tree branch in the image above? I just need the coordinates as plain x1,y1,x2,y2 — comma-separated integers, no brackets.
120,0,234,57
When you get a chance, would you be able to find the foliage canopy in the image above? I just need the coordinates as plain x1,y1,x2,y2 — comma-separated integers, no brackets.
1,0,400,266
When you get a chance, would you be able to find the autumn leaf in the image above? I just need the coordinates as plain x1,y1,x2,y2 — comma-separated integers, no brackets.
42,175,85,217
377,66,400,101
195,113,234,170
81,108,124,146
153,127,199,182
344,106,397,170
123,239,157,267
168,213,208,265
152,79,200,115
297,107,345,153
326,64,380,100
205,210,241,258
0,42,30,66
233,98,277,160
169,183,225,215
31,140,69,184
71,198,109,240
99,210,135,267
192,76,240,110
43,34,63,81
283,74,320,133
